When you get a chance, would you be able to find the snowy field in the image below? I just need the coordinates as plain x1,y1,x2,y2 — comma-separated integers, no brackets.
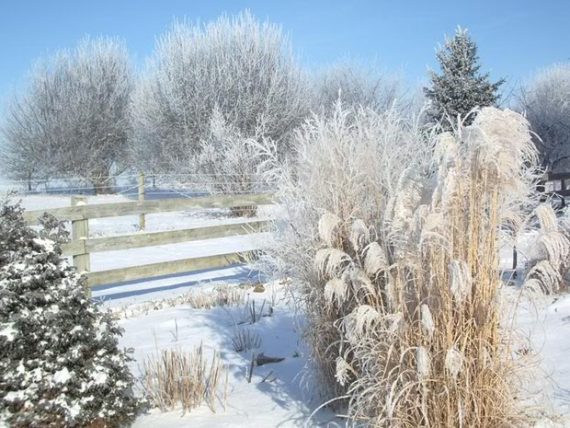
121,281,338,427
514,291,570,426
7,193,570,426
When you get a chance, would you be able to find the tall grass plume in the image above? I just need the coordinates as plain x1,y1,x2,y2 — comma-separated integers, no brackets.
276,104,539,426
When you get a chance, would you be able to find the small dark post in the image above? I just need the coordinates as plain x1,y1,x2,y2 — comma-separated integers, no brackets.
512,245,518,279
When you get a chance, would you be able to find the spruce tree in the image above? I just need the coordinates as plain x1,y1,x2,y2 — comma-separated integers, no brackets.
0,199,141,427
424,27,504,129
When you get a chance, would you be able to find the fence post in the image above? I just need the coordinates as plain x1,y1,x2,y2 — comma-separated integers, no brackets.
512,245,518,279
71,196,91,289
138,172,146,231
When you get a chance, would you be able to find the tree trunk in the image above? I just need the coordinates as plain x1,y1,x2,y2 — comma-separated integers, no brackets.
92,169,114,194
26,172,33,192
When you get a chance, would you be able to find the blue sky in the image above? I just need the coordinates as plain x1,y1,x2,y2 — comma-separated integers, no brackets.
0,0,568,103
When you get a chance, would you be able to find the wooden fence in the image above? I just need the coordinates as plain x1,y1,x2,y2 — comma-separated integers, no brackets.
23,192,273,288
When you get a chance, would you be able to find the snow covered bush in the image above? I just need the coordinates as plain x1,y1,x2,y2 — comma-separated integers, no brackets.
266,101,432,401
0,199,140,427
274,105,539,425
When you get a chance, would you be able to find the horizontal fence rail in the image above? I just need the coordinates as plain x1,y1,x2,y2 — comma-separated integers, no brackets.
23,193,274,223
23,189,274,289
87,250,259,287
61,220,270,256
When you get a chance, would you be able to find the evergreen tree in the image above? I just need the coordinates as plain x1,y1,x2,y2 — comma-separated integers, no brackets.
424,27,504,129
0,199,141,427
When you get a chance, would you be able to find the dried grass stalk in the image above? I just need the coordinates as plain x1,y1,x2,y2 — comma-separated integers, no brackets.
305,107,539,426
524,204,570,294
143,345,227,413
232,328,262,352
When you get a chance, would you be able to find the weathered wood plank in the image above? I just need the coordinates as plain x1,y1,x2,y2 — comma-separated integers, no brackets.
138,172,146,230
87,251,258,287
70,196,90,273
23,193,274,224
61,240,84,256
61,220,271,256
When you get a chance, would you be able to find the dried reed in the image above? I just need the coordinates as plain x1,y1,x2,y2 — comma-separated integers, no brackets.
232,327,262,352
116,285,246,318
524,204,570,294
296,107,539,426
143,345,228,413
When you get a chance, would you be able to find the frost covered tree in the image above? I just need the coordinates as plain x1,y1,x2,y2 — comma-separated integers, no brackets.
1,37,133,193
131,11,309,173
189,108,275,216
0,199,140,426
192,108,270,196
424,27,504,129
314,63,403,114
0,107,45,191
519,63,570,171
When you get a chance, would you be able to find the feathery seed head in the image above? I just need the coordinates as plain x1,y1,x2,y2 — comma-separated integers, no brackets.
350,219,370,253
445,347,464,380
420,304,435,338
314,248,352,279
324,277,348,307
318,212,342,247
335,356,354,387
449,260,472,304
416,346,431,381
363,242,389,277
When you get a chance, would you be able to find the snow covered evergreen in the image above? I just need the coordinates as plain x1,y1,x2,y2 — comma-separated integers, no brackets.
0,199,140,427
424,27,504,129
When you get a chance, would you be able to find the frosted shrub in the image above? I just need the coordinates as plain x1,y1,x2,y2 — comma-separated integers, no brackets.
268,102,431,401
0,200,140,427
318,108,537,426
277,105,538,425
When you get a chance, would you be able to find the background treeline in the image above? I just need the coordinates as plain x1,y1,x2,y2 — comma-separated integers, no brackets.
1,11,568,193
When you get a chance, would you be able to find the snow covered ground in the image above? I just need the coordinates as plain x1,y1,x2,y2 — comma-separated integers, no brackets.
498,229,570,426
514,291,570,426
119,281,338,427
9,193,341,426
7,193,570,426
